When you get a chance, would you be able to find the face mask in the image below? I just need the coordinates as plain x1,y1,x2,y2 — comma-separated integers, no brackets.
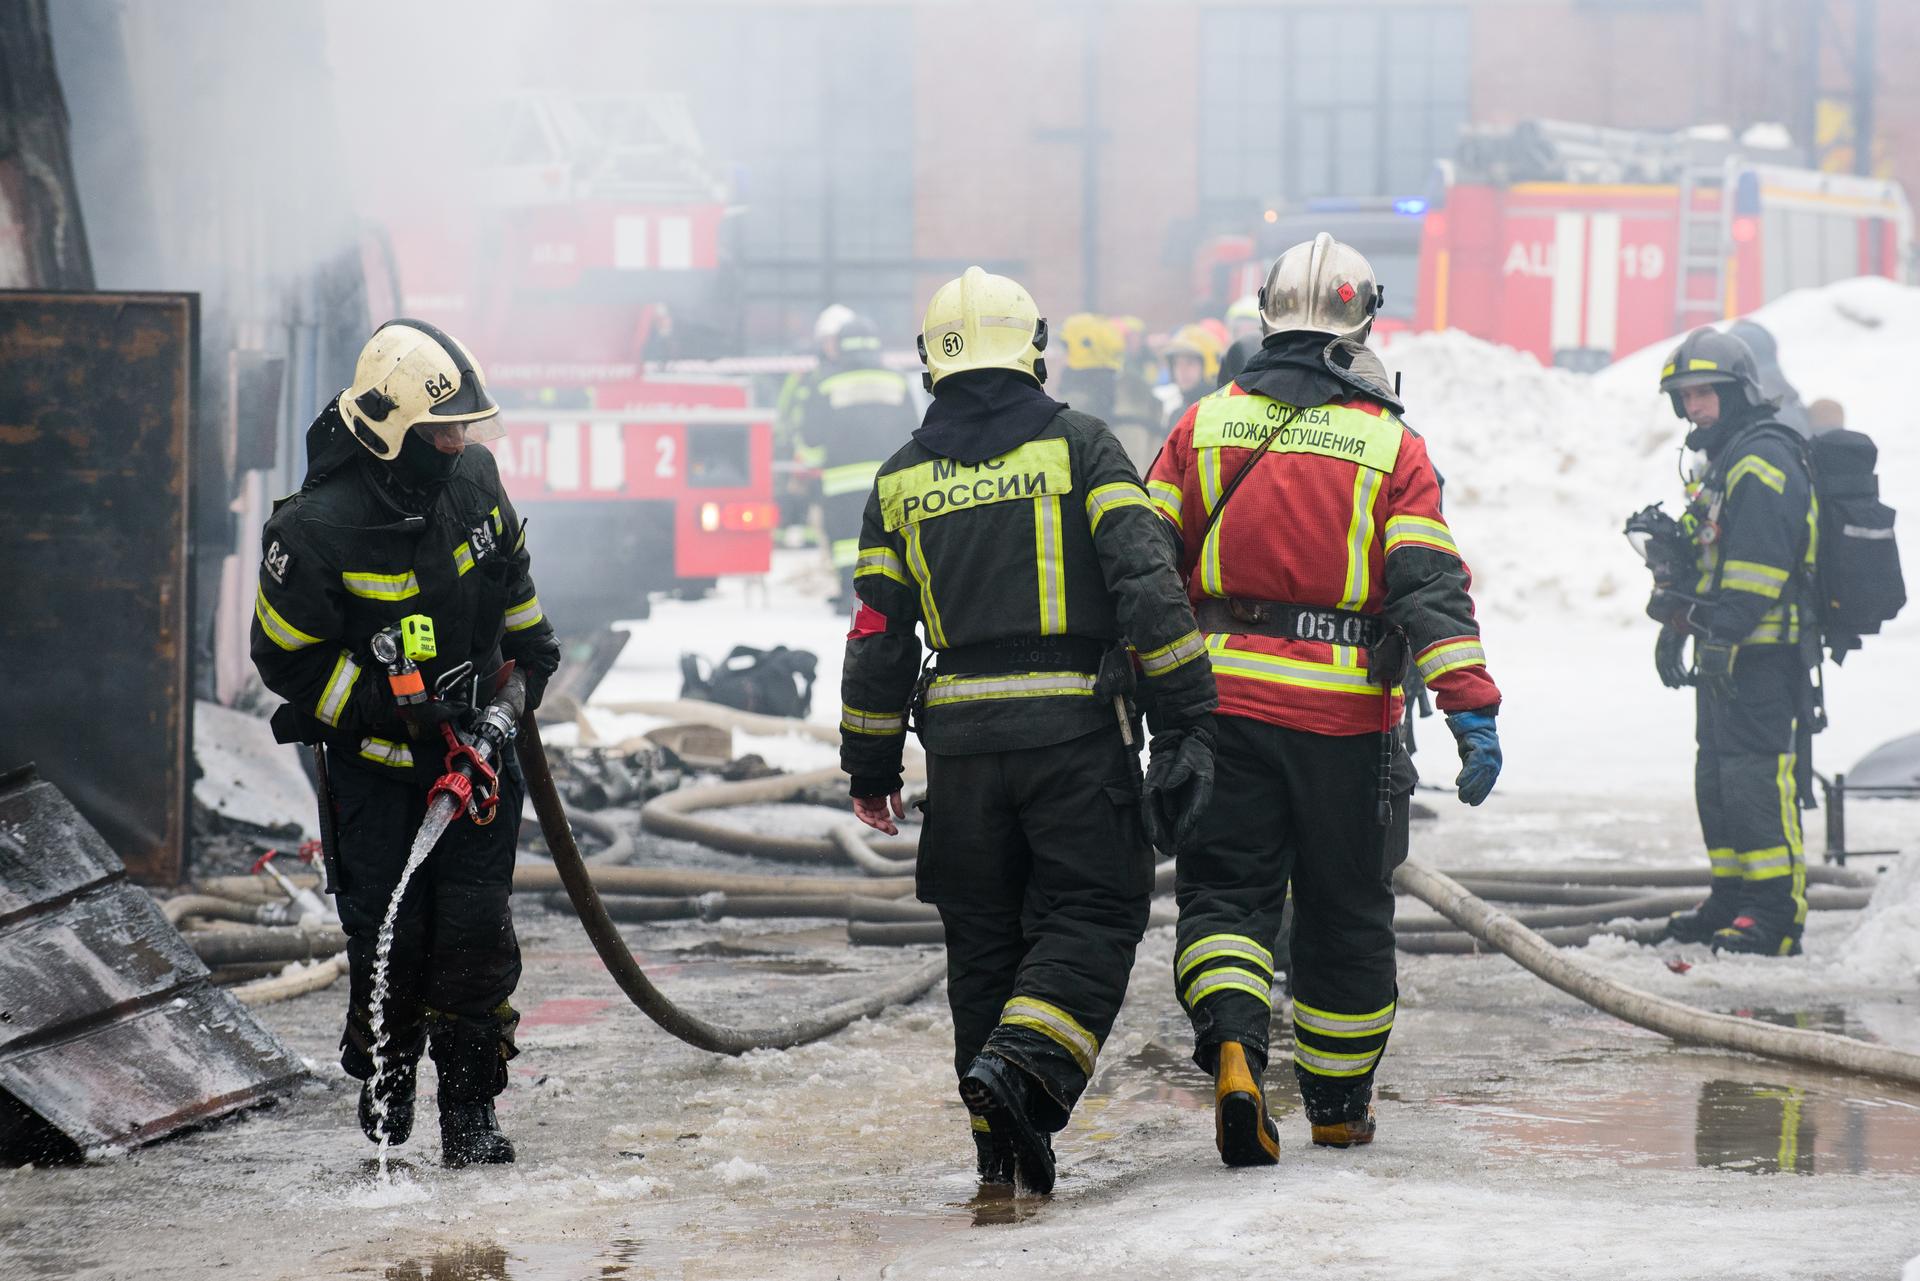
393,425,460,490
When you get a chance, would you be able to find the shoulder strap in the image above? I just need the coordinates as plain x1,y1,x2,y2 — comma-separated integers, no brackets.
1197,400,1311,550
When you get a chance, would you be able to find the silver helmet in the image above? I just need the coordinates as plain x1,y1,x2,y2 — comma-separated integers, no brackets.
1258,232,1381,343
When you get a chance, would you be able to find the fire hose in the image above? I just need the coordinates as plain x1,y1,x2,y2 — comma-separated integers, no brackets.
516,716,946,1054
1394,860,1920,1089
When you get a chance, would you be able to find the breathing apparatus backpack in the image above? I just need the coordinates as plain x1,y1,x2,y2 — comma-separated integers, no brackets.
1802,429,1905,659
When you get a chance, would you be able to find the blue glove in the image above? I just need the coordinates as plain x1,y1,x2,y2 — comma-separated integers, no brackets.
1445,708,1501,806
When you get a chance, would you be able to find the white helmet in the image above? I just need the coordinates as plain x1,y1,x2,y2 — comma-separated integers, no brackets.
917,266,1048,392
1258,233,1381,343
813,303,856,349
340,319,501,460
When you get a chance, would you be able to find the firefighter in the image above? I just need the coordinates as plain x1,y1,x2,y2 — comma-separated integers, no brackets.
1161,323,1221,432
1217,295,1264,389
1146,234,1502,1163
1653,327,1815,956
775,303,857,537
1057,313,1162,472
251,320,561,1166
840,267,1217,1194
796,315,917,611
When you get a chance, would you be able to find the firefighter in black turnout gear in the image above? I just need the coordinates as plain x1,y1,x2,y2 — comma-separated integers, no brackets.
1652,328,1815,956
797,315,918,610
251,320,561,1165
840,268,1217,1194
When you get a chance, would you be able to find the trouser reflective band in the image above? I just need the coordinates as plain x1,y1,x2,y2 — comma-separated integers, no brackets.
1292,999,1395,1038
1293,1043,1384,1079
1709,847,1740,879
1737,846,1795,879
1176,933,1275,1010
1000,996,1100,1077
970,1115,992,1134
1184,966,1272,1010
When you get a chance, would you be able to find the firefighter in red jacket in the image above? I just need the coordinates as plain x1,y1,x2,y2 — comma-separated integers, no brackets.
1146,234,1503,1163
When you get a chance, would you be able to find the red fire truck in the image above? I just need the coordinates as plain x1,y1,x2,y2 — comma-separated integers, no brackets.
1199,121,1912,371
360,93,774,637
1416,121,1913,368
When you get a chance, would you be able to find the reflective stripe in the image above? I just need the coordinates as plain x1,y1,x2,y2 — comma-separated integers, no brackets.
970,1115,992,1134
830,537,861,569
340,569,421,601
821,460,882,497
1034,495,1067,635
1721,558,1790,599
357,736,414,769
1415,637,1487,684
1738,846,1794,878
1338,466,1384,609
902,523,949,648
1206,639,1384,696
878,439,1073,531
254,589,322,652
1726,455,1787,496
1709,847,1741,879
1384,513,1459,557
1293,998,1396,1038
1197,446,1226,596
854,546,909,586
489,505,504,535
1000,996,1100,1076
1183,966,1273,1010
1293,1043,1384,1078
505,595,544,632
453,541,475,577
1176,933,1275,981
840,705,906,736
1084,481,1154,533
513,524,527,553
1192,395,1404,473
925,671,1096,706
1147,479,1184,530
315,652,361,728
1138,629,1206,677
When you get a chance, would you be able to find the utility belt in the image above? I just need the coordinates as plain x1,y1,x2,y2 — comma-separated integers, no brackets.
933,634,1106,677
1193,597,1386,650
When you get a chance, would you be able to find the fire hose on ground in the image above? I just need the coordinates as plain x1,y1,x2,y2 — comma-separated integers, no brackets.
1394,859,1920,1089
516,716,946,1054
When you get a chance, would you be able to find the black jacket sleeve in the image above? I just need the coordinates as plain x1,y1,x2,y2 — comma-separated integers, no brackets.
838,486,923,789
249,502,390,742
1079,425,1217,732
492,481,561,679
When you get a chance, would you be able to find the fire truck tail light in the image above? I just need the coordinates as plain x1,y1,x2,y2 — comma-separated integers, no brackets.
699,502,721,532
1731,216,1759,244
720,502,777,532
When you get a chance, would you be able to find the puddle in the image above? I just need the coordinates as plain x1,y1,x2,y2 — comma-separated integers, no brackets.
385,1245,510,1280
1453,1074,1920,1175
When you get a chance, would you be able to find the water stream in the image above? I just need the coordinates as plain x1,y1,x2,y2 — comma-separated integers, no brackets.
366,792,462,1180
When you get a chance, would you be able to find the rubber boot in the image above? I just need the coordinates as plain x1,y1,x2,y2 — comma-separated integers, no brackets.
1710,914,1804,957
439,1099,515,1168
1665,888,1742,944
1303,1079,1377,1149
1213,1041,1279,1167
959,1054,1055,1195
357,1057,418,1146
971,1119,1015,1187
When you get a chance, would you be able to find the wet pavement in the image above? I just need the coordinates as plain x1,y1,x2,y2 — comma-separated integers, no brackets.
2,792,1917,1279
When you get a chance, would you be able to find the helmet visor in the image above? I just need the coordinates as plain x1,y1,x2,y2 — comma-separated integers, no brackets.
411,411,503,450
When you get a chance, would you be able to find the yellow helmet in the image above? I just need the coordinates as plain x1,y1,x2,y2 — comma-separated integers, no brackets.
340,319,501,460
917,266,1048,391
1163,323,1221,383
1061,313,1124,372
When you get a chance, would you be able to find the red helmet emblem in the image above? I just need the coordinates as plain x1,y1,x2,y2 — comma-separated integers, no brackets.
1336,282,1357,303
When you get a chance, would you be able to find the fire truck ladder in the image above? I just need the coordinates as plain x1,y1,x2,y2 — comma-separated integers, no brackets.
1674,156,1736,327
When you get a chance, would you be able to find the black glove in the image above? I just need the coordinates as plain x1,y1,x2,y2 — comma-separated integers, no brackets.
1141,722,1216,857
399,697,471,740
1654,627,1692,690
522,666,551,714
1696,641,1739,701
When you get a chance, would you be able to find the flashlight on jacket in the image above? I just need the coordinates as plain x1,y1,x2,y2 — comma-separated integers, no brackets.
369,614,437,707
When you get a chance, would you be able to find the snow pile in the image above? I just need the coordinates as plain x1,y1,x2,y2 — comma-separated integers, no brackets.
1839,851,1920,983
